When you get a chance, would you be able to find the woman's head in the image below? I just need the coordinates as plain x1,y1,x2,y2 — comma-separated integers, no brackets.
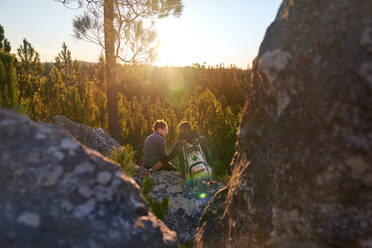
178,121,191,140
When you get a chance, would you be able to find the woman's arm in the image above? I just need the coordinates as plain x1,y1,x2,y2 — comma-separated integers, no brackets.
166,141,180,161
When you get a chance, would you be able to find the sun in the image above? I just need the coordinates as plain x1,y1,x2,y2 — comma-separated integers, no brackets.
154,19,194,67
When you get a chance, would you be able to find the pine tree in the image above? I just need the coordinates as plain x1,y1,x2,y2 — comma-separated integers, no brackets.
0,25,18,109
43,43,99,126
0,25,11,52
16,39,44,103
185,88,223,142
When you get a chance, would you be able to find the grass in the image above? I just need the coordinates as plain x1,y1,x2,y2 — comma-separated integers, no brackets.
109,144,135,177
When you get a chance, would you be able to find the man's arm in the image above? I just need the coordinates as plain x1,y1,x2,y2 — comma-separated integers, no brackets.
159,136,166,158
150,140,179,173
141,160,163,176
151,161,164,172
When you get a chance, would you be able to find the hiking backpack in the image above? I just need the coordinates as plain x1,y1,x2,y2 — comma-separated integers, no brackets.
180,137,212,180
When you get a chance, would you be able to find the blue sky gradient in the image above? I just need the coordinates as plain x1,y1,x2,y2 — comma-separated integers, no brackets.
0,0,282,68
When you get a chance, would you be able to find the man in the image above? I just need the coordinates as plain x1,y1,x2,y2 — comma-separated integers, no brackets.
142,119,176,176
167,121,210,177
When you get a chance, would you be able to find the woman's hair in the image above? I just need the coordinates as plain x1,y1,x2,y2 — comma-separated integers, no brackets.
178,121,192,140
178,121,191,130
153,119,168,132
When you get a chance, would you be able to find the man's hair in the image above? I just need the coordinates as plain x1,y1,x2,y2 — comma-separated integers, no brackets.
178,121,191,130
153,119,168,132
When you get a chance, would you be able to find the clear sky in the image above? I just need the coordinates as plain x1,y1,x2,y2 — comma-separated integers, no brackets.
0,0,282,68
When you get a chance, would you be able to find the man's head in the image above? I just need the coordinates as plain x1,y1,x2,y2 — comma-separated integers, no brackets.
178,121,191,140
153,119,168,137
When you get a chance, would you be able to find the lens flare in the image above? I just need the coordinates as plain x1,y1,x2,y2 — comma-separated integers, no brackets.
198,193,207,199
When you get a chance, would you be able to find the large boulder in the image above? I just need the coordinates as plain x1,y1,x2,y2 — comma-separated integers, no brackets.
53,115,120,156
140,170,224,243
0,109,178,248
195,0,372,247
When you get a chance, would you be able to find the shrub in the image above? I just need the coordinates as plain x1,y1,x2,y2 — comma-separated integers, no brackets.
142,176,155,195
142,176,170,220
0,51,18,109
109,145,135,177
212,159,230,184
212,159,227,177
180,240,193,248
147,197,170,220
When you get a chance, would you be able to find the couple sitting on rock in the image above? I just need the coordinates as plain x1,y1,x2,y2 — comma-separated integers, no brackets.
142,120,210,177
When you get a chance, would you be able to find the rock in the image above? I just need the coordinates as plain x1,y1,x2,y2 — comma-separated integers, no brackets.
0,109,178,248
53,115,120,156
195,1,372,247
146,170,224,244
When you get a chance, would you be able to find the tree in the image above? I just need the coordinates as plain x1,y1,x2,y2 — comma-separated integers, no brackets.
0,25,11,52
0,25,18,109
17,39,44,100
43,43,100,125
53,42,81,86
185,89,223,142
104,0,120,141
185,88,240,167
16,39,46,119
56,0,183,142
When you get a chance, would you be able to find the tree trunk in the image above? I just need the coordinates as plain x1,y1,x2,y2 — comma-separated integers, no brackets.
104,0,121,142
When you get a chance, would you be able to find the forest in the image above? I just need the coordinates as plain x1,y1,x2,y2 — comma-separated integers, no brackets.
0,25,250,180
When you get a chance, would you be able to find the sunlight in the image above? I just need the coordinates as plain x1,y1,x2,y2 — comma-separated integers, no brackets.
154,18,204,67
155,20,189,66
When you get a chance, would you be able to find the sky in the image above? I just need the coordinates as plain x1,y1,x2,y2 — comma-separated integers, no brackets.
0,0,282,68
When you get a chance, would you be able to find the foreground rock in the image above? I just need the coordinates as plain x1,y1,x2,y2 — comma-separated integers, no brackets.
195,1,372,247
53,115,120,156
136,169,224,243
0,109,178,248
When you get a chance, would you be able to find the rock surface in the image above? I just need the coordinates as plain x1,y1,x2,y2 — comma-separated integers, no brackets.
195,1,372,247
53,115,120,156
0,109,178,248
138,169,224,243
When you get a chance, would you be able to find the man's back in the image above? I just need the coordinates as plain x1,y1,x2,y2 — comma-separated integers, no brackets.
143,133,166,169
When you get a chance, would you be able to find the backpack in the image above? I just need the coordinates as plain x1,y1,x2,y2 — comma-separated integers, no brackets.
180,136,212,180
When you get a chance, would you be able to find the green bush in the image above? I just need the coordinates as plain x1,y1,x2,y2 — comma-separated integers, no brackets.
142,176,170,220
142,176,155,195
109,145,135,177
180,240,193,248
212,159,230,184
212,159,227,177
147,197,170,220
0,51,18,109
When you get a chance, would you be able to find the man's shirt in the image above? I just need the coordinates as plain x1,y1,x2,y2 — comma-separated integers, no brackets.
143,132,166,168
